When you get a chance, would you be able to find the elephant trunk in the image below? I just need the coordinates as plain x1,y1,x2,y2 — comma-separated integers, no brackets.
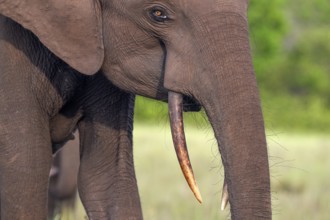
202,70,271,219
200,31,271,218
167,13,271,219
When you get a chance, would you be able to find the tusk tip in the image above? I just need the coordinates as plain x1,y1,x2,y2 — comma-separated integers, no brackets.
220,183,229,210
220,200,227,211
192,185,203,204
195,192,203,204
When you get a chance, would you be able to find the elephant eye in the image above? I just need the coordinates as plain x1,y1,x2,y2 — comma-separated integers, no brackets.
150,7,168,22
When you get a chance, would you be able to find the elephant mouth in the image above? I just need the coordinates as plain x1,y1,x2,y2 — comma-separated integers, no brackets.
168,91,229,208
182,96,201,112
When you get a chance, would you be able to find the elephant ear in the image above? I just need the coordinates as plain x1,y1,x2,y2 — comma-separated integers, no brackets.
0,0,104,75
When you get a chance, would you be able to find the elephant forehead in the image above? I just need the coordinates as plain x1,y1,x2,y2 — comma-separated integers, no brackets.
177,0,248,15
111,0,248,21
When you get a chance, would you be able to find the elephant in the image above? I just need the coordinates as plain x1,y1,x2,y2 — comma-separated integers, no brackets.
48,133,80,218
0,0,272,219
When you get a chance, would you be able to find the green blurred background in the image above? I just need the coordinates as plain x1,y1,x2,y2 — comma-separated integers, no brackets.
57,1,330,219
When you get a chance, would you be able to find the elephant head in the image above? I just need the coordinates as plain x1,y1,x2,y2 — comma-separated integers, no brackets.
0,0,271,219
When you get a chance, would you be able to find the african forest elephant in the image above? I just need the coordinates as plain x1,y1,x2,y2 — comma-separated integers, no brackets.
0,0,271,219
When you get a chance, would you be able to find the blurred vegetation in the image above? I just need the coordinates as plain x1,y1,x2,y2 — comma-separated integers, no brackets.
134,0,330,132
251,0,330,131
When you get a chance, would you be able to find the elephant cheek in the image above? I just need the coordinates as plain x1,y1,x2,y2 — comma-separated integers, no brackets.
101,45,167,99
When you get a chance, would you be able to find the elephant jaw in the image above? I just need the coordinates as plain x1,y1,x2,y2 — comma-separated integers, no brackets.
168,91,202,203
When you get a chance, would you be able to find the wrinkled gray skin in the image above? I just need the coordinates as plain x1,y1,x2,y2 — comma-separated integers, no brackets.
0,0,271,219
48,134,79,218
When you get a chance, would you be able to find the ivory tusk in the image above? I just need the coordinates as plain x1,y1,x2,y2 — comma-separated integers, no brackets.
168,91,203,203
221,182,229,210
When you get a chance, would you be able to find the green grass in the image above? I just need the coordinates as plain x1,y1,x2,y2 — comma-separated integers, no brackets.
56,125,330,220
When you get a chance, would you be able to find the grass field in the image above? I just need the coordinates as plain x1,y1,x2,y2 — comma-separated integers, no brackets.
56,124,330,220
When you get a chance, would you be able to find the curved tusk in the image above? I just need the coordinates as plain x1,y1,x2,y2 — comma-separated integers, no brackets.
221,182,229,210
49,167,59,177
168,91,203,203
